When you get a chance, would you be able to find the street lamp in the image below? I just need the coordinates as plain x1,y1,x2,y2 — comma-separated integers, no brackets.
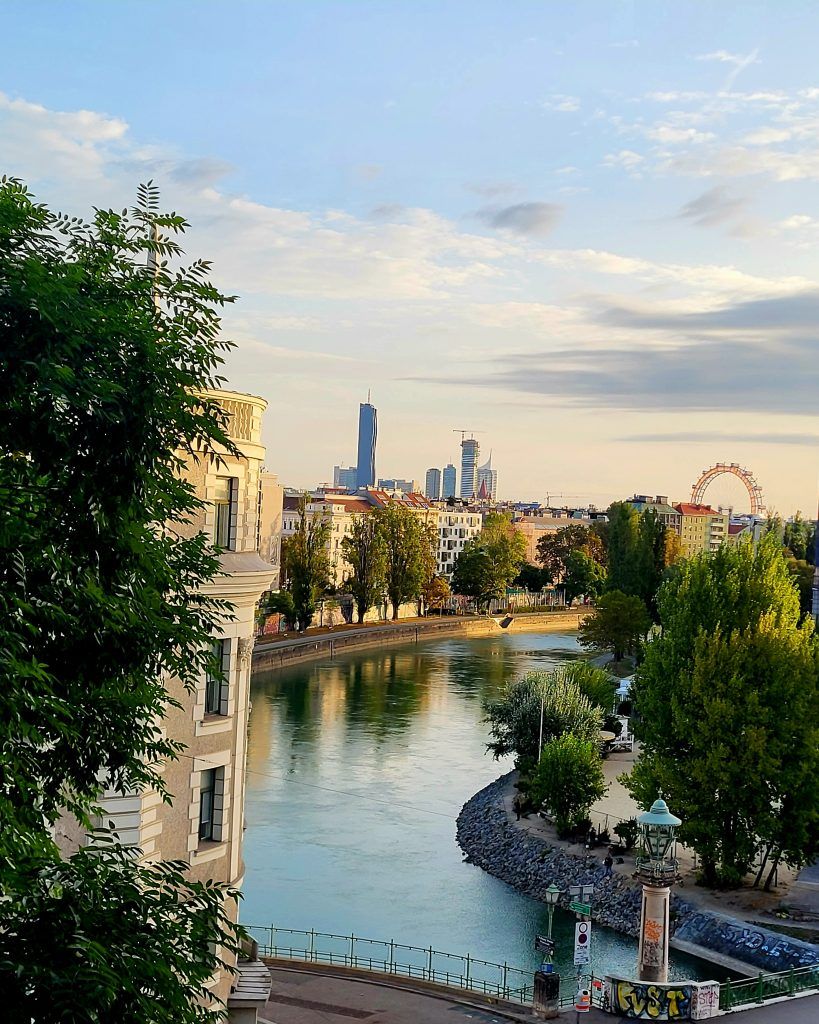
533,883,562,1019
636,796,681,984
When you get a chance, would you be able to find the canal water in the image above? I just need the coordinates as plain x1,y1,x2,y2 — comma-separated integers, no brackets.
245,631,715,982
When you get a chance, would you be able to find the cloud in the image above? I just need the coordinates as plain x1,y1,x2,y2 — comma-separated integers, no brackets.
695,48,760,91
603,150,644,170
677,185,748,228
465,181,522,198
618,431,819,447
354,163,383,181
542,94,580,112
645,125,715,144
169,157,234,187
476,201,562,237
412,334,818,415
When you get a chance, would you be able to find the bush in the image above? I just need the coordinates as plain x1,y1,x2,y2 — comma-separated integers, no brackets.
529,734,607,834
614,818,639,850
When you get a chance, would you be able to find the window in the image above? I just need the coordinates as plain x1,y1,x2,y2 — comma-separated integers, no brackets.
205,639,231,716
199,766,225,842
213,476,238,549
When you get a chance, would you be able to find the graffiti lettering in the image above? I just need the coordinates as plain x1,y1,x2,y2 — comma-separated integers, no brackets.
612,980,691,1019
675,912,819,972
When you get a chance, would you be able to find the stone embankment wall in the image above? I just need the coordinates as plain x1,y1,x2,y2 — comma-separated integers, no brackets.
457,774,819,975
253,610,585,671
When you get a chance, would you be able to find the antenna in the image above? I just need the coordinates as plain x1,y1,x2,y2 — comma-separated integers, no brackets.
452,429,486,441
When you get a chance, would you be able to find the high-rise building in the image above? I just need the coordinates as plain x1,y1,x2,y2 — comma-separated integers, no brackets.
333,464,358,491
812,503,819,624
425,468,442,500
443,463,457,498
355,398,377,490
459,438,480,499
377,477,421,494
477,452,498,501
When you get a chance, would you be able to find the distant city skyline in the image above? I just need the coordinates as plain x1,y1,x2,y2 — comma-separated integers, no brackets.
2,2,816,513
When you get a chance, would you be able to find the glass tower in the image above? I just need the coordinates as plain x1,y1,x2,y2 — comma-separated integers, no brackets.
442,463,457,499
355,400,377,489
425,468,442,500
460,439,480,498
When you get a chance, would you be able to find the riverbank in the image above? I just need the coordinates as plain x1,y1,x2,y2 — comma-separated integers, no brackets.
456,773,819,977
252,609,586,670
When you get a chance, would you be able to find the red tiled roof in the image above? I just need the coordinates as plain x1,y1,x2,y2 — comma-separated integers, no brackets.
674,503,720,516
728,523,747,535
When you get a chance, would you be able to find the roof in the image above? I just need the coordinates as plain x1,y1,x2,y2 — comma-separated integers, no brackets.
674,503,721,517
366,489,431,510
728,523,748,535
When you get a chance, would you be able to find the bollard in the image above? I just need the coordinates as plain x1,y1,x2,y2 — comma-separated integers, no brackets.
533,969,561,1019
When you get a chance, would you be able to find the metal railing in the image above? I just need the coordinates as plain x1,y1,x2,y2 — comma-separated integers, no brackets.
246,925,535,1003
720,964,819,1010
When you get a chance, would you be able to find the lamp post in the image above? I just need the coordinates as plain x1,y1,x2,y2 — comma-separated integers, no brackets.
636,796,681,983
533,883,562,1019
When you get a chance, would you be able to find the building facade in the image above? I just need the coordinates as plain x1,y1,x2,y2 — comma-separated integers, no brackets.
674,503,729,557
258,470,284,590
333,464,358,491
355,400,377,489
477,453,498,501
377,476,421,494
459,438,480,499
628,495,681,532
424,467,442,500
442,463,457,498
55,389,276,1020
436,507,482,577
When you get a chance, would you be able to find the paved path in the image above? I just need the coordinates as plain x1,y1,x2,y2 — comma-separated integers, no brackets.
260,968,539,1023
258,969,819,1022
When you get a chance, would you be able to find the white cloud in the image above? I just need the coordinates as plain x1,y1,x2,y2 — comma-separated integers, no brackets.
645,125,716,144
542,94,580,112
603,149,644,170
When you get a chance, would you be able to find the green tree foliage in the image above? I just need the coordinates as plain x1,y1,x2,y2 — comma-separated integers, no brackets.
0,180,242,1019
563,549,607,605
536,523,605,579
786,557,814,619
373,505,436,619
452,512,527,610
260,590,297,630
578,590,651,662
485,669,603,764
624,536,819,888
605,503,674,616
559,661,618,716
784,511,815,564
283,494,332,630
421,573,451,613
529,734,607,834
341,513,386,623
514,562,552,592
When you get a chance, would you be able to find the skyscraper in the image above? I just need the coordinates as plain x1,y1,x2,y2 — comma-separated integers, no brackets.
477,452,498,501
425,467,442,500
442,463,457,499
459,438,480,499
333,465,358,491
355,397,377,489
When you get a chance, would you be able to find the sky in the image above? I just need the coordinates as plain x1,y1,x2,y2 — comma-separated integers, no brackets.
3,1,818,515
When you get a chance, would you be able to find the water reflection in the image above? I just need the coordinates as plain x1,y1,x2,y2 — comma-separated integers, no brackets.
245,632,718,983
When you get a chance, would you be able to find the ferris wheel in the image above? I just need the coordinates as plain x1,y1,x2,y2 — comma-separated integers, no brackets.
690,463,766,516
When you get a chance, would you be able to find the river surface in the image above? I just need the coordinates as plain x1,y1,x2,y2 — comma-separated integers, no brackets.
245,631,716,982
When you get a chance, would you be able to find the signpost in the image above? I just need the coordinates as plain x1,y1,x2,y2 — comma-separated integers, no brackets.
574,921,591,966
569,900,591,916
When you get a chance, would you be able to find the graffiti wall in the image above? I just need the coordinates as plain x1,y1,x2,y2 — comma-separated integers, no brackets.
674,911,819,973
605,978,720,1020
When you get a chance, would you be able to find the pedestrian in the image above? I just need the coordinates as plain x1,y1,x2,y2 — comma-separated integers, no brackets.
603,850,614,878
513,793,522,821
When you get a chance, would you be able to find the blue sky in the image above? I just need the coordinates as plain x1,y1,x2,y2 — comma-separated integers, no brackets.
3,2,818,511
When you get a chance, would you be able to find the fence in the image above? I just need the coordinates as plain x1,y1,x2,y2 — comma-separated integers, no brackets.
246,925,536,1003
719,964,819,1010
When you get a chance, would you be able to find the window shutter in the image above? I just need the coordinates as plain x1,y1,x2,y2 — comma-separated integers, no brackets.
219,639,232,716
211,767,225,842
228,477,239,550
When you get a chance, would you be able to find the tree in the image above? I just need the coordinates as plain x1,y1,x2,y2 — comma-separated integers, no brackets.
514,562,552,592
624,536,819,888
536,523,604,579
0,180,242,1019
373,504,435,619
283,495,332,630
563,549,606,605
259,589,297,630
485,669,603,765
421,573,451,614
578,590,651,662
786,557,814,620
529,734,607,834
784,511,813,562
558,662,618,716
452,512,527,610
341,513,386,623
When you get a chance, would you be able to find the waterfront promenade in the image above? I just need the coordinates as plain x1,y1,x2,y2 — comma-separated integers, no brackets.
259,966,819,1023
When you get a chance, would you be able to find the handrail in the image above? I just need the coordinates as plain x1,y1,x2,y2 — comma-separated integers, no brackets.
246,924,536,1003
720,964,819,1010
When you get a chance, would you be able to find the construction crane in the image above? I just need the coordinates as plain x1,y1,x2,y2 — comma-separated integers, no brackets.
452,429,485,441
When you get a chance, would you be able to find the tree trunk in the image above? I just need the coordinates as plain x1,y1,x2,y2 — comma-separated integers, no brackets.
753,843,771,889
392,602,399,620
357,607,365,624
764,850,782,892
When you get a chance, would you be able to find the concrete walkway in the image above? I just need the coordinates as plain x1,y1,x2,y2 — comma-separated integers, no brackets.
258,968,819,1023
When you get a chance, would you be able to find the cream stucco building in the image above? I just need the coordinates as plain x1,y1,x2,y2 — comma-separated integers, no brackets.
56,389,275,1022
674,502,729,557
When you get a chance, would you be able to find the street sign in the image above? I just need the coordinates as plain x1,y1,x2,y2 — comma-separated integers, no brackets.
569,900,591,916
535,935,555,954
568,883,595,903
574,920,591,966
